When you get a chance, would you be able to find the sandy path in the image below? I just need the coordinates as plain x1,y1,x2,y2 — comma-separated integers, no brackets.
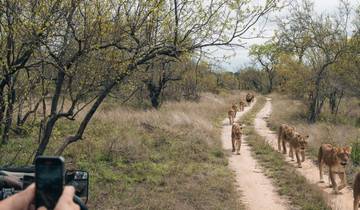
221,100,289,210
255,98,354,210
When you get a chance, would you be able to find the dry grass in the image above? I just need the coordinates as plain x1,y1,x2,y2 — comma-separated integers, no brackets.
240,96,331,210
1,91,248,210
267,92,360,185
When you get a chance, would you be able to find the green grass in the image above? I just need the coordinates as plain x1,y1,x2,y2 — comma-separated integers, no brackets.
352,139,360,166
237,96,331,210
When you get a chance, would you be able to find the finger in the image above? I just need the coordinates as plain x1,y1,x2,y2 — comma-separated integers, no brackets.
59,186,75,201
5,183,35,209
37,207,47,210
30,204,36,210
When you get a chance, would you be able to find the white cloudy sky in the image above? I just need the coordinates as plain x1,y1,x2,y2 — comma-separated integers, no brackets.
213,0,359,72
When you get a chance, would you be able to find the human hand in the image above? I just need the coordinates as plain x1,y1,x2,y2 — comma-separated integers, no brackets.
37,186,80,210
0,183,35,210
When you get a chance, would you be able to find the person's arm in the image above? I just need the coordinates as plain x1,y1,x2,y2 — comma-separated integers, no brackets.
0,184,80,210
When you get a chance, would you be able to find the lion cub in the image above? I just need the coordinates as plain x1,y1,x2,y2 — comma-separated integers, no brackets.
318,144,351,194
228,108,236,125
231,123,243,154
354,172,360,210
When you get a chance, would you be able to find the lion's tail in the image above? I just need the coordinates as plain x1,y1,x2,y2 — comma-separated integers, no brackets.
318,146,323,165
277,126,282,151
278,126,282,141
354,172,360,197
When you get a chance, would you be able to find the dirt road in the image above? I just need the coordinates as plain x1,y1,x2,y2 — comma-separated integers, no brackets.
221,100,290,210
254,97,354,210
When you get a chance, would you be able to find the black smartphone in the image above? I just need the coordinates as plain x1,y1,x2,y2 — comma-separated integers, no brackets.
35,156,64,209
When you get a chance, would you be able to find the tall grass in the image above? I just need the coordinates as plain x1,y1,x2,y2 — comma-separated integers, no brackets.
268,92,360,185
1,91,248,210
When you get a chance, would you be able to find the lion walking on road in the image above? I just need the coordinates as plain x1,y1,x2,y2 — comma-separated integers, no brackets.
318,144,351,194
231,123,243,154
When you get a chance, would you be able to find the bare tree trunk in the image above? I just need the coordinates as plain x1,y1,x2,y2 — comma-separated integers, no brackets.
146,81,161,109
2,83,16,144
15,98,42,134
55,81,117,155
334,90,344,118
329,90,337,114
33,71,65,161
308,76,322,123
0,81,7,128
268,73,274,93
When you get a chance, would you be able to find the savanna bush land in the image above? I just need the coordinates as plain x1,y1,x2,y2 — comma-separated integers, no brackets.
1,0,360,209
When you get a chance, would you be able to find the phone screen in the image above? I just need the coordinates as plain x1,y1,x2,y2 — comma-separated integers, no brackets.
35,158,64,209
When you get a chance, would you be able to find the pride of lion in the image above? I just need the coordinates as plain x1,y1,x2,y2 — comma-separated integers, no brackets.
227,93,360,209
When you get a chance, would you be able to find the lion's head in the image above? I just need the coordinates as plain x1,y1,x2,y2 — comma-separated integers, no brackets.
294,132,309,150
334,146,352,166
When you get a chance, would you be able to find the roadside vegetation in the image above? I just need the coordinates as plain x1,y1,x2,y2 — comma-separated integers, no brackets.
268,93,360,186
1,92,246,210
240,0,360,187
238,96,331,210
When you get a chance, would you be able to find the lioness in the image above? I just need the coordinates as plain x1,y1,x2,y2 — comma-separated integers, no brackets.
288,131,309,168
228,108,236,125
231,123,243,154
318,144,352,194
246,93,254,105
278,124,308,167
231,104,238,116
239,100,245,111
354,172,360,210
278,124,295,153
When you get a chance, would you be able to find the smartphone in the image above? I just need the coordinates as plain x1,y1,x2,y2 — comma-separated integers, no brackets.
35,156,64,209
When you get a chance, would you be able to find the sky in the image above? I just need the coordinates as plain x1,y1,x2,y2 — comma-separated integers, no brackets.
213,0,359,72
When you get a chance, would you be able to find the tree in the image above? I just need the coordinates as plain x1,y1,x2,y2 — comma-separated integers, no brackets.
142,59,182,108
249,42,280,93
0,0,54,144
51,0,282,156
276,0,349,123
0,0,281,158
236,66,266,92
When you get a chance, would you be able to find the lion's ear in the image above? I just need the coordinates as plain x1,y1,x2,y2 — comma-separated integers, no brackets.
305,135,309,139
345,146,352,154
336,147,342,153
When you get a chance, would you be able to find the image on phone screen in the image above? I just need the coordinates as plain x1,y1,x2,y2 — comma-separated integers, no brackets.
36,161,63,209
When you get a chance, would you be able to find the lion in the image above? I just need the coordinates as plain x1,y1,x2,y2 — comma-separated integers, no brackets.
278,124,295,153
318,144,352,194
287,131,309,168
354,172,360,210
231,123,243,154
228,108,236,125
231,104,238,116
239,100,245,111
245,93,254,105
278,124,309,168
